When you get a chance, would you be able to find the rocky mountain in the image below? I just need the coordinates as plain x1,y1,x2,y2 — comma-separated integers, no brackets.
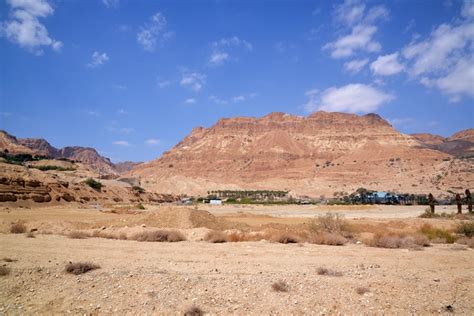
114,161,142,173
130,112,473,197
412,129,474,157
0,130,115,174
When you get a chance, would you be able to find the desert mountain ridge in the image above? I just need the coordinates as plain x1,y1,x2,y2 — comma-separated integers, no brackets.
129,111,473,197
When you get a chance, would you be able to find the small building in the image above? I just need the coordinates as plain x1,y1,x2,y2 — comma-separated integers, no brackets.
209,199,222,205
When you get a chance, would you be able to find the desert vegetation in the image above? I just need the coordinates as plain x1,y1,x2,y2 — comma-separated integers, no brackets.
272,280,289,292
0,266,11,276
65,262,100,275
317,267,343,277
10,222,26,234
131,230,186,242
83,178,103,191
184,306,204,316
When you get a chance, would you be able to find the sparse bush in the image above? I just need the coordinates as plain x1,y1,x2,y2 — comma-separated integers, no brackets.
420,224,456,243
227,231,265,242
30,165,75,171
367,233,430,249
136,203,146,210
131,230,186,242
83,178,103,191
272,280,289,292
132,186,145,194
310,213,351,236
65,262,100,275
204,230,228,243
25,232,35,238
10,222,26,234
456,221,474,237
68,231,89,239
0,266,10,276
317,267,343,277
184,305,204,316
356,286,370,295
309,233,347,246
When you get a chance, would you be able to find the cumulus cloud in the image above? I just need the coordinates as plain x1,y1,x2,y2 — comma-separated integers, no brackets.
87,51,109,68
1,0,62,54
323,0,388,59
113,140,131,147
344,58,369,74
402,4,474,100
304,83,394,113
180,71,206,92
370,53,404,76
137,12,172,52
208,36,252,66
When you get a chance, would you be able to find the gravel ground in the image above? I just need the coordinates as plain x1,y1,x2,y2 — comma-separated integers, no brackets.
1,233,473,315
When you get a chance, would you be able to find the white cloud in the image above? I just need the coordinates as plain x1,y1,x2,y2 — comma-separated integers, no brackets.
402,4,474,101
324,1,388,59
145,139,160,146
344,58,369,74
461,0,474,18
137,12,171,52
102,0,119,8
180,71,206,92
209,92,256,105
209,36,252,66
1,0,62,54
209,51,229,66
323,24,381,58
184,98,196,104
370,53,404,76
87,51,109,68
304,83,394,113
209,95,228,105
113,140,131,147
232,95,246,103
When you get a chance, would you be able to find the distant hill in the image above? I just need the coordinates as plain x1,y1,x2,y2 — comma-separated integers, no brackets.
412,129,474,157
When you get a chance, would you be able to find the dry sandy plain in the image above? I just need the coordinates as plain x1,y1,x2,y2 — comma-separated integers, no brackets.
0,203,473,315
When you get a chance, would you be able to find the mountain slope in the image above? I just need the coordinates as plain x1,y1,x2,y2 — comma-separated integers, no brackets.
413,129,474,157
130,112,473,197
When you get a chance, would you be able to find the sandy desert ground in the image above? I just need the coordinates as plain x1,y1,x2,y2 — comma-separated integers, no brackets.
0,203,473,315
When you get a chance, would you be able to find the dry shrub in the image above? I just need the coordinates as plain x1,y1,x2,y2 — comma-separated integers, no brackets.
456,221,474,238
272,280,289,292
309,232,347,246
419,224,456,243
317,267,343,277
0,266,10,276
356,286,370,295
25,232,35,238
367,233,429,249
68,231,89,239
271,232,300,244
91,230,127,240
226,231,266,242
310,213,351,236
131,230,186,242
65,262,100,275
184,305,204,316
204,230,228,243
10,222,26,234
456,237,474,248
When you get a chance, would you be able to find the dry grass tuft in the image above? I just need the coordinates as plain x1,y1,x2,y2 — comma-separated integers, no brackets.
131,229,186,242
356,286,370,295
366,233,430,249
310,213,352,236
65,262,100,275
456,221,474,238
227,231,266,242
272,280,289,292
419,224,456,243
68,231,89,239
204,230,228,243
0,266,11,276
271,232,300,244
10,222,26,234
25,232,36,238
184,305,204,316
317,267,343,277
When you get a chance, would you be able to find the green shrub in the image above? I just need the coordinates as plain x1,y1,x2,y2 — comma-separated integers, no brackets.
132,186,145,194
420,224,456,243
136,203,145,210
84,178,103,190
30,165,75,171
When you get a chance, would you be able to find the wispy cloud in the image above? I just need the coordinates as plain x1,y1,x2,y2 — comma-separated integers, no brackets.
113,140,131,147
303,83,394,113
87,110,100,116
180,71,206,92
137,12,173,52
1,0,62,55
184,98,196,104
344,58,369,74
145,139,160,146
370,53,404,76
209,52,229,66
209,92,257,105
102,0,119,8
208,36,252,66
88,51,109,68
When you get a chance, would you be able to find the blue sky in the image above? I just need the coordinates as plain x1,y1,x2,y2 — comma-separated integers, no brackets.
1,0,473,162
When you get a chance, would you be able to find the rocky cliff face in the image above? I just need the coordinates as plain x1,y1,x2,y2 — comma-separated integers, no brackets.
413,129,474,157
130,112,473,197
